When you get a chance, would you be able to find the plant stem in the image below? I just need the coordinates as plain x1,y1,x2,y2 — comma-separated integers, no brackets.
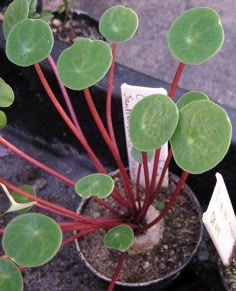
168,62,185,99
106,42,119,152
61,229,97,246
136,149,161,222
0,228,4,234
150,149,173,204
0,136,121,215
108,252,127,291
34,63,105,173
33,63,129,210
47,55,84,135
141,171,189,232
0,136,75,186
0,178,94,223
142,152,149,190
149,149,161,194
83,88,136,213
135,163,142,209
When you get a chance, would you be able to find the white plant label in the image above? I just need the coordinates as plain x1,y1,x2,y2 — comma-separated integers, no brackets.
121,83,168,188
202,173,236,266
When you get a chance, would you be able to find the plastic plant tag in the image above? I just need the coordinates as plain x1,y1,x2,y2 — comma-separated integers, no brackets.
121,83,168,187
202,173,236,266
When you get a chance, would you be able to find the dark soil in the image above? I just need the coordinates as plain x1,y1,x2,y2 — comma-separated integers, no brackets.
78,174,202,284
49,10,104,43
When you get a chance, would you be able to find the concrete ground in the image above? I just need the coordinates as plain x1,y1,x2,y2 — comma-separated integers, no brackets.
48,0,236,109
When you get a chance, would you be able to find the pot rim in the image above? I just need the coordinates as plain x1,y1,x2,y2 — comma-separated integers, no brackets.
75,171,204,288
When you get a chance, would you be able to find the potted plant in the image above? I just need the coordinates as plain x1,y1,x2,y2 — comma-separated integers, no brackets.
0,1,232,290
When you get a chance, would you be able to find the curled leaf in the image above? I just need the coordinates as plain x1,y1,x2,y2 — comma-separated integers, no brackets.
75,173,114,199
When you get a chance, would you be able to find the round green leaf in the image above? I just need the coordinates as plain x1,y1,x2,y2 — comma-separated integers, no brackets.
3,0,29,39
0,111,7,129
171,100,232,174
177,91,209,110
131,147,154,163
99,5,138,43
2,213,62,267
57,38,112,90
129,94,179,151
11,184,36,213
6,19,54,67
167,7,224,64
0,258,23,291
75,173,114,199
103,225,134,251
0,78,15,107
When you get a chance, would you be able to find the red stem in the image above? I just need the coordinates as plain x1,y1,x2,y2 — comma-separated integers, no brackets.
135,163,142,209
62,228,97,246
0,228,4,234
150,149,173,204
83,88,136,213
47,55,84,135
168,62,185,99
149,149,161,194
142,171,189,232
0,178,94,223
108,252,127,291
37,203,85,221
0,136,122,216
137,149,161,222
0,136,75,186
106,43,119,151
34,63,105,173
60,221,122,232
142,152,149,190
33,63,129,211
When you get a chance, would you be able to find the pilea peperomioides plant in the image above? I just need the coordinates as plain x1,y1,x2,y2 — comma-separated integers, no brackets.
0,1,232,290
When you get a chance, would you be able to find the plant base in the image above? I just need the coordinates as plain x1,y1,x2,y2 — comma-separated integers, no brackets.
76,173,203,290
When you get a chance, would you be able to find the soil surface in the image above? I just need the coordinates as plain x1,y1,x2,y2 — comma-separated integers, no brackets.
78,174,202,284
49,10,104,43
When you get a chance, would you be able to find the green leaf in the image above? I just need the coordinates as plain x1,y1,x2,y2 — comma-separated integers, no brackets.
57,38,112,90
167,7,224,64
6,19,54,67
129,94,179,151
0,258,23,291
99,5,138,43
0,78,15,107
3,0,29,39
75,173,114,199
38,11,54,22
27,0,37,17
2,213,62,267
103,225,134,251
177,91,209,110
131,147,154,163
11,184,36,213
154,200,166,211
0,111,7,129
171,100,232,174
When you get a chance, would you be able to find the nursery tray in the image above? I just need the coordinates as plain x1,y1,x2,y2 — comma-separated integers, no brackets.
0,23,235,290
